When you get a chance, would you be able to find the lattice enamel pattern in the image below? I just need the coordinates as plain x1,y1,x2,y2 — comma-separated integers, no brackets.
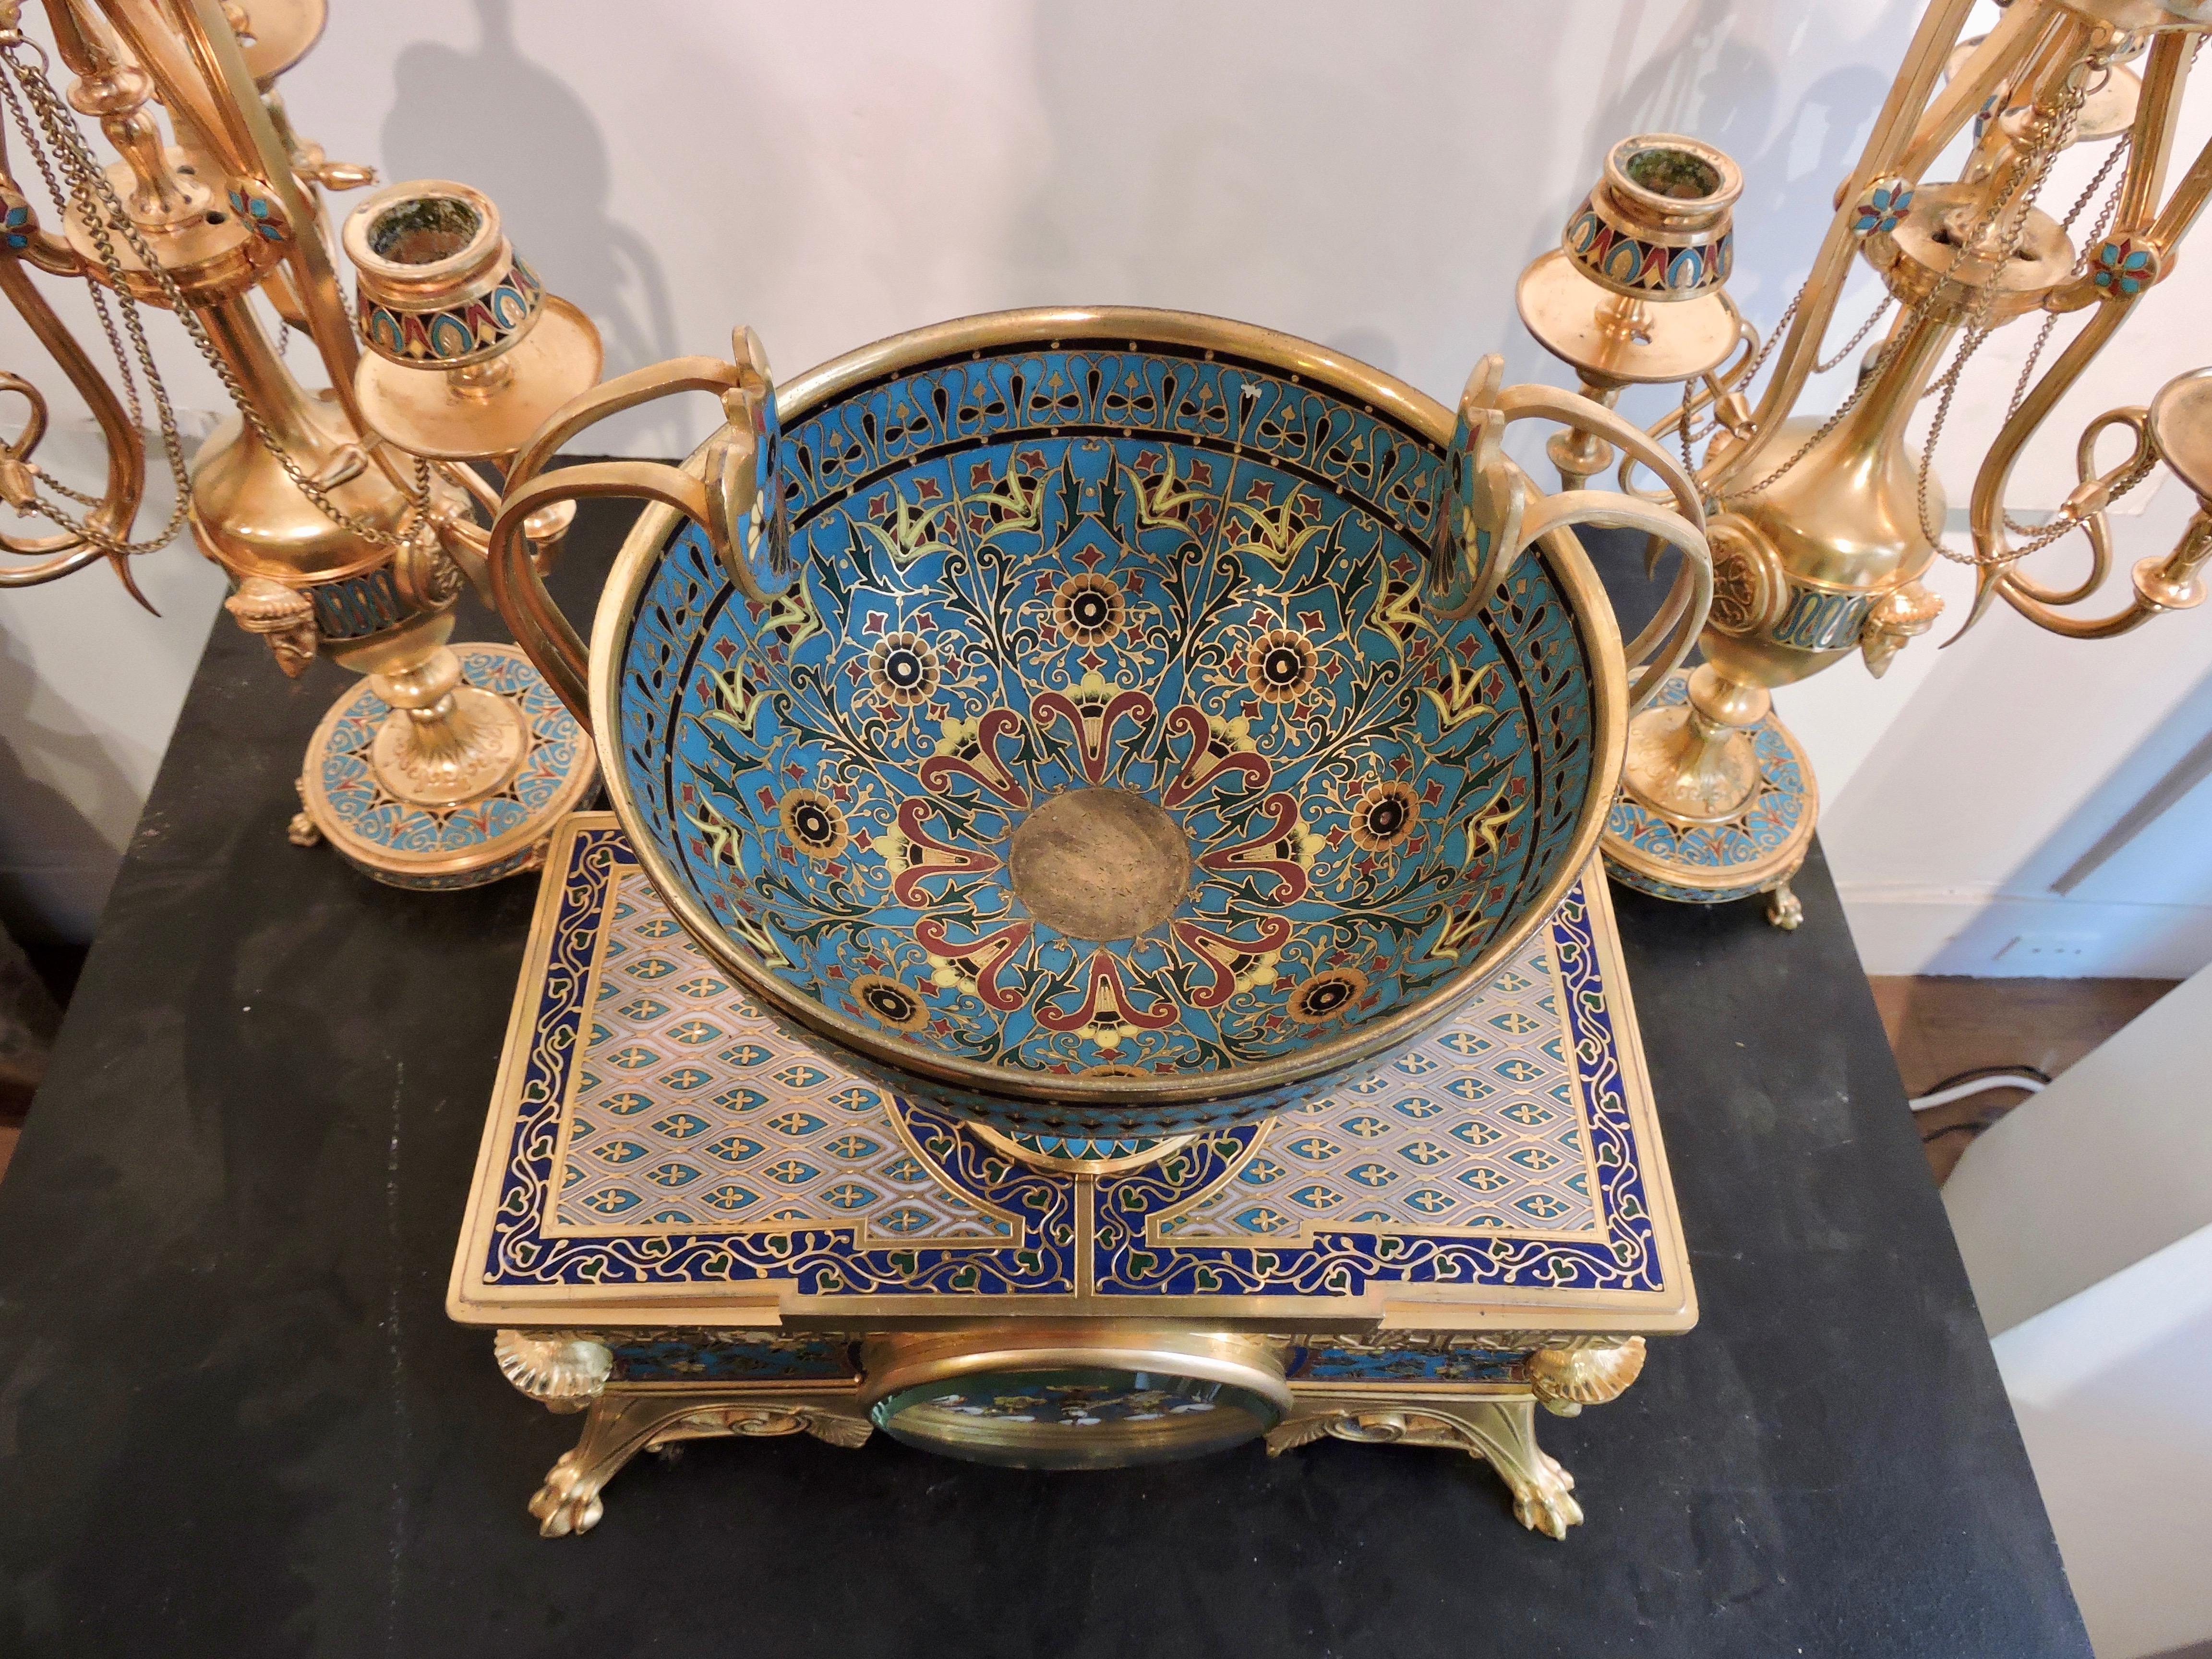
553,866,1016,1241
477,825,1670,1302
613,341,1598,1108
1089,879,1661,1297
1154,931,1600,1241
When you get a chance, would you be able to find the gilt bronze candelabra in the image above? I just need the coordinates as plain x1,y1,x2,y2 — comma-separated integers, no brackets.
0,0,600,887
1522,0,2212,926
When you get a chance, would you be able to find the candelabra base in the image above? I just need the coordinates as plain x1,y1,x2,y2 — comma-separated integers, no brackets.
1602,670,1816,928
292,642,597,890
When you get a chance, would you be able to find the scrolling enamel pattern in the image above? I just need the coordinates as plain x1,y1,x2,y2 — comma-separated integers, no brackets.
614,342,1597,1092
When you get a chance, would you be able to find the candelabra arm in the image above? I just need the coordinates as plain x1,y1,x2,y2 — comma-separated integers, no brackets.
1891,0,2053,184
1623,317,1758,502
93,0,245,172
2149,127,2212,252
2005,410,2140,611
1995,508,2212,639
1958,298,2136,631
1705,0,1977,494
0,179,146,592
1951,45,2212,644
123,0,420,505
2125,33,2197,231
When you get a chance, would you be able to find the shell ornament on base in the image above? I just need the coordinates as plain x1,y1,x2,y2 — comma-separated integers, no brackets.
1526,1337,1647,1417
493,1330,613,1414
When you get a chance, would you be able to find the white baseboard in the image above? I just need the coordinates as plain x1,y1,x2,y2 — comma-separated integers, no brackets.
1839,884,2212,978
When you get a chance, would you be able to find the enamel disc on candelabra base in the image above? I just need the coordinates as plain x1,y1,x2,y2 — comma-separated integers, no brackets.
1600,670,1817,930
292,642,598,890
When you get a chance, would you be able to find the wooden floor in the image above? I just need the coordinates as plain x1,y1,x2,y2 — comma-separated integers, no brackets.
1870,976,2176,1183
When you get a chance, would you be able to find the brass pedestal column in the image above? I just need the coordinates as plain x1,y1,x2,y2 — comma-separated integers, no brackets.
282,180,604,887
1517,134,1816,925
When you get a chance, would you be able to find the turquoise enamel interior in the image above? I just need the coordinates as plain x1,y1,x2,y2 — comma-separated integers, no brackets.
613,327,1600,1130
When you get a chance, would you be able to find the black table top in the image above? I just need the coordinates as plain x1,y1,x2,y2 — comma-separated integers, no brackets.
0,509,2088,1659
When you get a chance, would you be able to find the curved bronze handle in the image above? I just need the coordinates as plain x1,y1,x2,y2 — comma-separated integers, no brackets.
0,208,151,597
488,338,791,722
1431,361,1712,713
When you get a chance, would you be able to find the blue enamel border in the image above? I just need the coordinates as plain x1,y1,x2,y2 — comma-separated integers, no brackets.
479,826,1665,1300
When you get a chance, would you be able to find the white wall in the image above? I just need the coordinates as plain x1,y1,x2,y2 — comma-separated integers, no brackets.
1993,1225,2212,1659
1946,965,2212,1658
9,0,2210,967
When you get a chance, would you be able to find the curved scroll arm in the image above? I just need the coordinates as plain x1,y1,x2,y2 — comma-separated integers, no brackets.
1983,380,2212,640
488,340,785,722
0,237,151,601
1620,315,1760,505
1440,370,1712,712
1947,35,2212,642
1999,407,2141,610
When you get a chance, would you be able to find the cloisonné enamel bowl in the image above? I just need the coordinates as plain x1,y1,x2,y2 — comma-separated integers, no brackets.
590,309,1629,1137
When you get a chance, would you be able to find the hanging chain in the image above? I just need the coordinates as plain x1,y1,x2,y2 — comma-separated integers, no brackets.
1917,64,2097,564
1724,38,2128,517
0,54,188,552
1814,292,1895,374
0,33,429,554
1670,284,1863,481
1988,132,2138,546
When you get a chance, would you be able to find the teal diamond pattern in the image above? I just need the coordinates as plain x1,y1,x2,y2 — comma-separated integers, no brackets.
1157,921,1601,1241
554,868,1016,1239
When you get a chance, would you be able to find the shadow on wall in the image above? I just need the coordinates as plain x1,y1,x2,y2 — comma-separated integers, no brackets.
381,0,682,454
1560,0,1904,412
0,625,137,945
1001,0,1904,426
1000,1,1564,398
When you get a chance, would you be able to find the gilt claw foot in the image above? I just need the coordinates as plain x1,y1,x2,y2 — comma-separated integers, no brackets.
1765,877,1803,930
528,1449,607,1538
1508,1449,1584,1539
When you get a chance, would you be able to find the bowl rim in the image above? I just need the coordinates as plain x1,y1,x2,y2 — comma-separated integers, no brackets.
588,304,1629,1114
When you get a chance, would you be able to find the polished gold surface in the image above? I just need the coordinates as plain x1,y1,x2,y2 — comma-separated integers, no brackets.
294,640,600,887
1623,697,1762,824
344,180,603,472
1517,252,1743,387
2148,366,2212,500
525,1383,877,1539
457,820,1687,1528
366,672,526,808
230,0,325,85
354,294,602,461
498,1334,1649,1540
453,821,1697,1334
1006,787,1191,943
1551,0,2212,912
860,1327,1293,1470
1523,133,1748,494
